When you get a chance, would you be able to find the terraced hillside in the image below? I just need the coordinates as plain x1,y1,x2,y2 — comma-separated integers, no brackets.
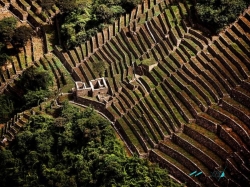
0,0,59,26
0,0,59,93
1,52,74,140
56,0,250,186
0,0,249,186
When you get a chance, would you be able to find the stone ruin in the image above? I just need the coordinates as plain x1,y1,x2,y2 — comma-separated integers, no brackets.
75,77,109,101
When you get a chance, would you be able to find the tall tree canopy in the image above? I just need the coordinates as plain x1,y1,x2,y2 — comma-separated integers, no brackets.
18,66,52,91
195,0,248,33
60,0,140,48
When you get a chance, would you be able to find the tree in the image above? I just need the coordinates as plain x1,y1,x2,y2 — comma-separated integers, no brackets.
61,9,91,48
0,94,14,122
40,0,55,10
195,0,247,33
122,0,141,11
0,17,17,42
0,53,11,67
24,89,51,107
57,0,78,12
0,104,183,187
92,60,107,76
13,26,33,45
19,66,52,91
0,42,5,51
0,42,11,66
110,5,125,16
13,130,34,156
59,0,141,48
101,0,122,6
95,4,114,23
94,4,125,23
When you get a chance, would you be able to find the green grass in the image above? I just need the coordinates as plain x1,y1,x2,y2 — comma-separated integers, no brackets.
154,149,192,175
167,77,182,92
18,52,26,68
20,0,30,7
231,42,243,54
43,25,56,52
152,88,185,125
182,44,196,56
171,5,181,21
139,14,146,24
125,13,130,26
155,66,167,79
142,75,156,88
129,41,140,56
28,10,44,25
178,133,223,165
141,57,157,66
31,1,40,10
11,56,21,71
117,118,145,153
153,4,161,16
151,70,161,82
53,56,74,92
186,38,200,51
165,9,174,27
178,3,188,16
51,5,59,12
187,85,206,106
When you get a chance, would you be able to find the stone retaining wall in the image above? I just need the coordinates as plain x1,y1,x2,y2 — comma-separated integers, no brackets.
149,150,200,187
9,4,28,21
207,107,250,145
195,115,217,133
115,120,140,155
173,134,219,170
76,96,114,121
183,125,229,159
231,88,250,108
219,126,241,151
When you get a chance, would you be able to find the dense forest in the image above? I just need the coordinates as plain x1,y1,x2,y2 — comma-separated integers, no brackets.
58,0,141,48
0,102,182,187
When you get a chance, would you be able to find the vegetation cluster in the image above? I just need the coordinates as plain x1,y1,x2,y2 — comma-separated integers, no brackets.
0,102,182,187
0,66,52,123
194,0,249,33
0,17,33,66
45,0,141,48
